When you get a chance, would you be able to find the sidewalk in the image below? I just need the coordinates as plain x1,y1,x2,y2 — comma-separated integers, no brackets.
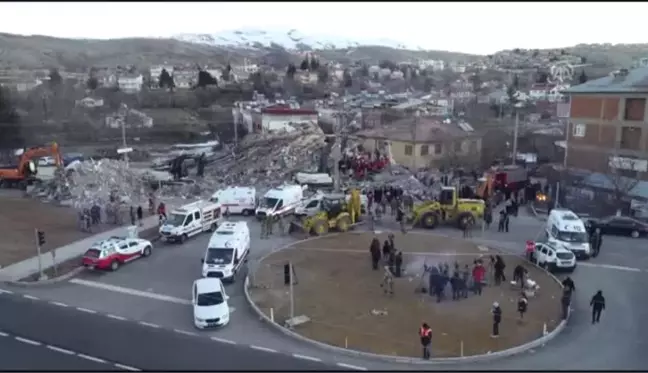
0,215,160,282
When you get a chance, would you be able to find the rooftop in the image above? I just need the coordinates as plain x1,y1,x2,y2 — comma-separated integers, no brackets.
563,67,648,94
356,118,479,144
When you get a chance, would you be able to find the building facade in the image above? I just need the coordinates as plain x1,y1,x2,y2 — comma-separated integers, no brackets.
563,68,648,179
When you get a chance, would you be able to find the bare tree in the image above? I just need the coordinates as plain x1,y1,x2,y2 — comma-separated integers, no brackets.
436,138,481,170
605,157,642,203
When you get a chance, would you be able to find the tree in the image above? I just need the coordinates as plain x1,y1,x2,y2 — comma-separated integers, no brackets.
309,58,319,71
317,67,329,84
578,70,588,84
197,70,218,88
48,68,62,88
580,56,588,64
343,69,353,87
159,69,175,89
512,74,519,89
0,87,22,148
378,60,396,70
605,159,641,207
536,70,549,84
300,59,309,71
286,64,297,79
86,76,98,90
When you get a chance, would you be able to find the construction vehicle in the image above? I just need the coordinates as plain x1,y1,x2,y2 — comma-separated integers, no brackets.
0,143,63,188
410,186,485,230
290,189,362,236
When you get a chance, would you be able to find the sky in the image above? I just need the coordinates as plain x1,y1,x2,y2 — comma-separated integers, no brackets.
1,2,647,55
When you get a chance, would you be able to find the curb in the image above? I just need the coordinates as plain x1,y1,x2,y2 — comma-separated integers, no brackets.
244,230,568,365
527,204,548,221
4,266,85,288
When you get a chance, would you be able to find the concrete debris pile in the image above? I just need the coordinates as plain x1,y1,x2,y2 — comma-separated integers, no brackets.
54,159,152,209
204,122,327,191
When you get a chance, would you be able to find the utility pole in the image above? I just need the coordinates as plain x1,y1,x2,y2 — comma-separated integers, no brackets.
410,111,419,170
121,120,129,165
511,104,521,166
332,113,342,192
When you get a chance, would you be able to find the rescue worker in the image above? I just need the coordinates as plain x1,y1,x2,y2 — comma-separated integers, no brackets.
561,288,572,320
370,238,381,270
419,323,433,360
590,228,602,257
491,301,502,338
450,271,461,300
513,264,527,289
472,261,485,295
590,290,606,324
517,293,528,320
461,264,470,298
380,266,394,296
394,251,403,277
90,204,101,225
136,205,143,226
494,255,506,286
498,210,507,232
561,276,575,294
157,202,167,223
382,239,392,259
388,233,396,251
484,207,492,230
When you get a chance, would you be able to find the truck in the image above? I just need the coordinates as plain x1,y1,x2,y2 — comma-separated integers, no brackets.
159,200,223,243
488,165,528,195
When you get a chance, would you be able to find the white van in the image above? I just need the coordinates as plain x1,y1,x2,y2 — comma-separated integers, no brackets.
256,185,305,219
159,200,222,244
545,208,591,259
210,186,256,215
201,221,250,283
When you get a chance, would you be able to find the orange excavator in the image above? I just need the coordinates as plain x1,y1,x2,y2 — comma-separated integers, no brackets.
0,142,63,188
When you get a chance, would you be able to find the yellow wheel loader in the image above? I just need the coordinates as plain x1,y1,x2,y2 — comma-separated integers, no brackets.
409,186,485,230
290,190,362,236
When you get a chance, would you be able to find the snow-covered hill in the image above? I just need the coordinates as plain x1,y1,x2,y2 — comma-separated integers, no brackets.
172,28,419,51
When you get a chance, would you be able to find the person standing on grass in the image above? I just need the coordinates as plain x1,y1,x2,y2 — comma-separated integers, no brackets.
491,302,502,338
419,323,433,360
590,290,606,324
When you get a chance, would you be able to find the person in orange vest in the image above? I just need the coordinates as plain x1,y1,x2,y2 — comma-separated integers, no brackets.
419,322,433,359
525,240,535,262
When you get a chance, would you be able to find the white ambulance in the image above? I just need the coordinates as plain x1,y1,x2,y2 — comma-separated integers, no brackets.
201,221,250,283
545,208,591,259
210,186,256,216
159,200,222,244
255,185,305,219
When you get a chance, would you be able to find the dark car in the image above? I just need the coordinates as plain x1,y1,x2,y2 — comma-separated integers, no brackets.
587,216,648,238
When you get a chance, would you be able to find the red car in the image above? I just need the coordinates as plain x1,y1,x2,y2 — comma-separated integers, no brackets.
82,236,153,271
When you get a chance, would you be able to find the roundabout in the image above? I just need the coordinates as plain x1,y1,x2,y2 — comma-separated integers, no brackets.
247,231,564,360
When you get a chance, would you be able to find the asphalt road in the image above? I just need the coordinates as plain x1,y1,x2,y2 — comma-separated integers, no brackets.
6,210,648,370
0,333,120,371
0,293,339,371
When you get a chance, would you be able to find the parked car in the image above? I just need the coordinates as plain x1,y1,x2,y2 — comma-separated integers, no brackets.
586,216,648,238
82,236,153,271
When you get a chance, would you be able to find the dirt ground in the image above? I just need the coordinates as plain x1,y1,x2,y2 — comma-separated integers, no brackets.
0,193,114,268
249,232,563,358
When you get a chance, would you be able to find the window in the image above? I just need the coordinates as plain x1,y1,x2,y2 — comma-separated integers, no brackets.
434,144,442,154
420,145,429,156
404,145,413,156
620,126,642,150
624,98,646,121
572,123,586,137
194,211,201,220
184,214,193,226
128,242,138,247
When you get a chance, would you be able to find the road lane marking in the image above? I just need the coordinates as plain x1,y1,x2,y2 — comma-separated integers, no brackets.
0,331,8,337
114,363,140,371
138,321,160,328
106,314,127,321
76,307,97,314
23,295,39,300
0,289,13,294
579,262,643,272
77,353,107,364
47,345,75,355
173,329,198,336
15,336,41,346
250,345,277,353
50,301,69,308
336,363,368,371
211,336,236,344
292,354,321,362
69,278,191,305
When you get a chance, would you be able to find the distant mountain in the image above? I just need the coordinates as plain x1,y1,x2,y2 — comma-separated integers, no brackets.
172,28,417,51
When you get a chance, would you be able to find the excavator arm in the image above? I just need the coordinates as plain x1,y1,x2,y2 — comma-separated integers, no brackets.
18,143,63,172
